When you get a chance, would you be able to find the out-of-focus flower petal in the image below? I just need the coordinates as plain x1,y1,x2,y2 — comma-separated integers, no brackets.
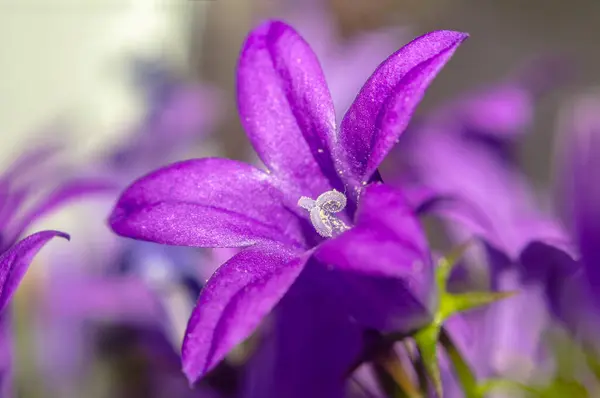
554,94,600,308
54,276,166,326
0,143,61,183
339,31,468,185
4,178,117,248
0,230,69,313
405,129,564,259
109,158,305,248
236,20,341,200
316,184,434,331
182,243,307,382
440,85,533,138
519,241,578,325
428,55,570,141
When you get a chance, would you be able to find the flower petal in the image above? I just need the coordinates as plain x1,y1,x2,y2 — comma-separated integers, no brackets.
109,158,304,248
319,183,430,279
519,241,578,324
4,178,117,248
555,94,600,308
241,259,362,398
340,30,468,184
0,230,69,313
237,20,340,200
181,243,307,382
316,183,434,331
402,129,564,259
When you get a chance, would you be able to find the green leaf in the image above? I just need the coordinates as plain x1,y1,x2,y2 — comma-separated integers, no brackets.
443,291,517,319
477,379,538,397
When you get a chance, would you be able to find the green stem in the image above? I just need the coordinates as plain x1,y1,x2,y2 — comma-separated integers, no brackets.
439,328,478,397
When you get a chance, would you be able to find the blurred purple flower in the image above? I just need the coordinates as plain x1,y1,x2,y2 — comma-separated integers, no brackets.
110,19,467,398
386,61,576,389
527,93,600,344
0,146,105,395
36,56,225,397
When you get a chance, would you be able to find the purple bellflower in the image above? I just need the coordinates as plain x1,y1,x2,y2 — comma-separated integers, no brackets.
110,20,467,398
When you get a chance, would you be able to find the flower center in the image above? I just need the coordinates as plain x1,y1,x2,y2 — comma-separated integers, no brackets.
297,189,350,238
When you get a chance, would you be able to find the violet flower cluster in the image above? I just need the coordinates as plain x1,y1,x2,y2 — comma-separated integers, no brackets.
2,14,600,398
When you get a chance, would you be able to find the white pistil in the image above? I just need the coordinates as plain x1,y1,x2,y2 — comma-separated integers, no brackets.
298,189,350,237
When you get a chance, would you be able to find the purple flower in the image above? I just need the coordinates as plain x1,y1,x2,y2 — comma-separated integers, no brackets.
110,19,467,397
536,93,600,338
386,62,577,389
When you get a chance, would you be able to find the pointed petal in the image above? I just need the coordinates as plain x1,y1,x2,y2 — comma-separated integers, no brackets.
181,244,307,382
316,183,434,332
237,20,340,200
0,230,69,313
110,158,304,248
340,30,468,184
326,28,410,122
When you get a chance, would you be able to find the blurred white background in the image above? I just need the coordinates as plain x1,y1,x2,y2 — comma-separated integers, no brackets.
0,0,199,165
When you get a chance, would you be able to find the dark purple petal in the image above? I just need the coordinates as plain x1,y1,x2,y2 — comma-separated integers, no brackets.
237,20,340,201
339,31,468,185
316,183,434,331
519,241,578,324
181,243,307,382
0,230,69,313
554,95,600,308
242,259,362,398
110,158,305,248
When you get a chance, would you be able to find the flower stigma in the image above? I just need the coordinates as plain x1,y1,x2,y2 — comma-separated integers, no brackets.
297,189,350,238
